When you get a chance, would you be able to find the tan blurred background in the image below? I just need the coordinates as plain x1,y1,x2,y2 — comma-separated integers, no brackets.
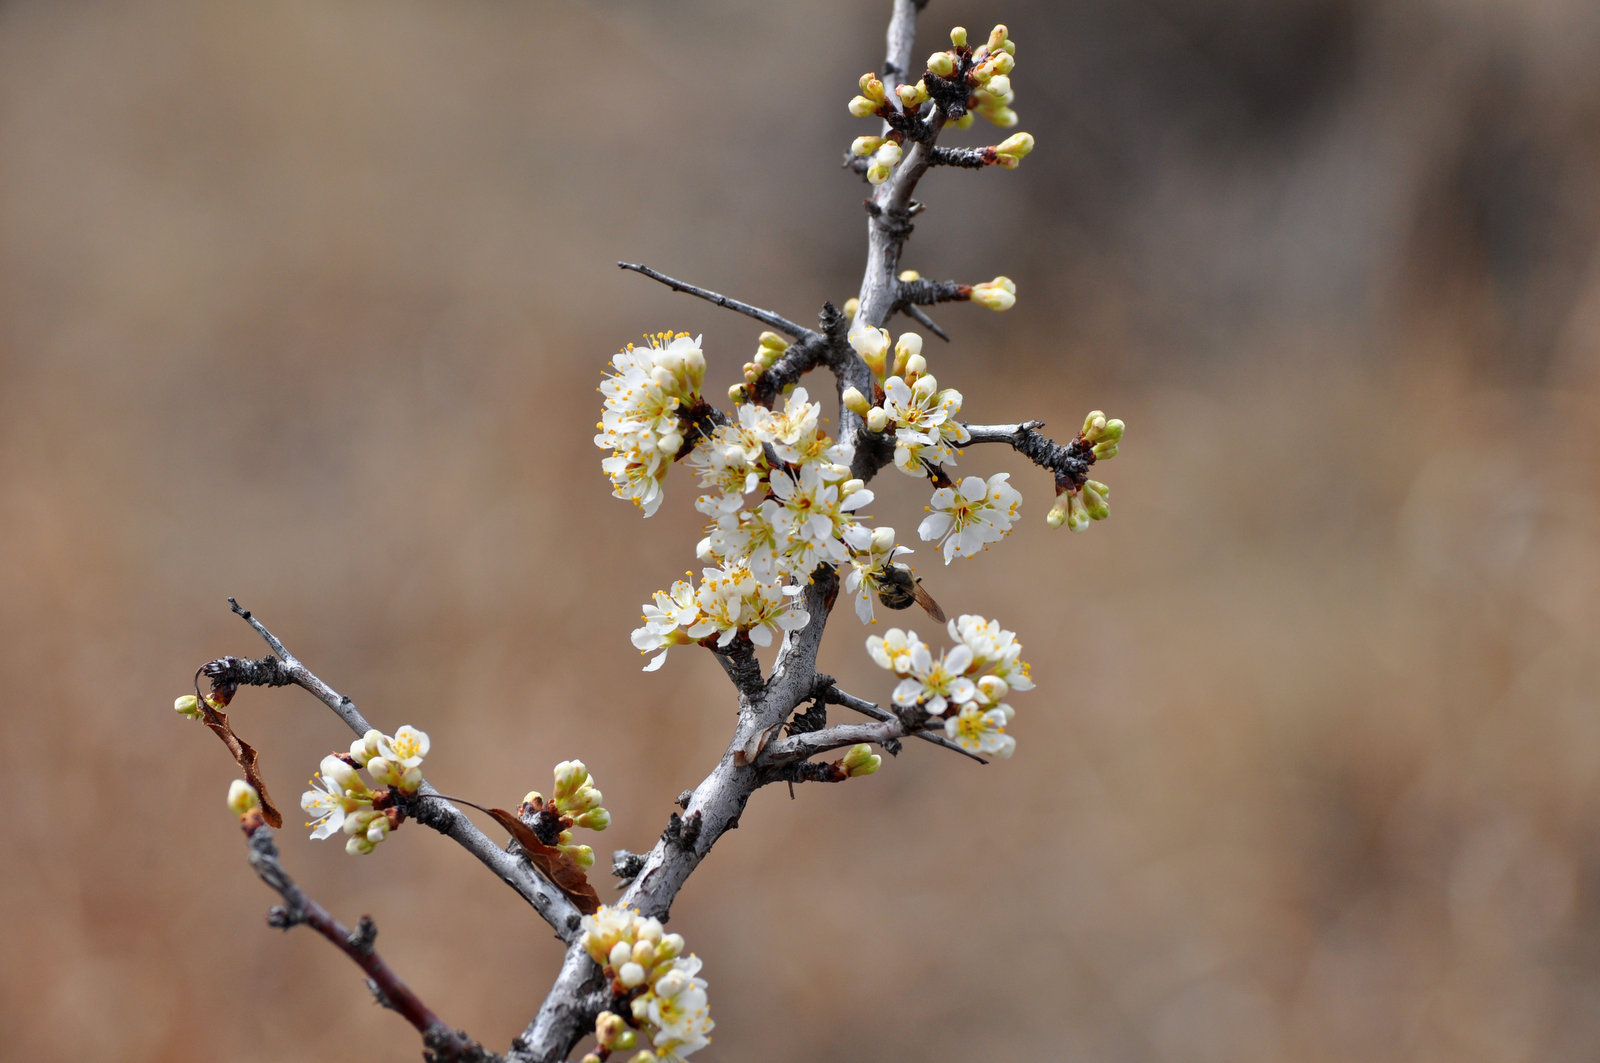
4,0,1600,1059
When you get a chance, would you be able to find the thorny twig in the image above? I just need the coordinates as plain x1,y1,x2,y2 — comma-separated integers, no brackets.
618,261,814,342
240,819,500,1063
221,599,584,939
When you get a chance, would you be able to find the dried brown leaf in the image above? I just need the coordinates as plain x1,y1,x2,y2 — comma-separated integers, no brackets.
484,807,602,915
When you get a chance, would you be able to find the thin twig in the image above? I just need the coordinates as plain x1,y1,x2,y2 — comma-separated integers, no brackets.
617,262,814,342
958,422,1098,488
241,821,500,1063
823,684,988,764
226,599,584,940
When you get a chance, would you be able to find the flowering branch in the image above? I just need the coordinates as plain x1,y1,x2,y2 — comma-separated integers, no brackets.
236,810,499,1063
821,680,987,763
223,599,585,939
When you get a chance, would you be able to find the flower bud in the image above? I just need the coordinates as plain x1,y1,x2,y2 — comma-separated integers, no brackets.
981,104,1018,128
858,73,885,100
970,276,1017,311
1066,491,1091,533
174,694,204,721
618,961,646,988
904,352,928,380
866,407,890,434
320,754,363,795
553,760,588,800
843,297,859,320
898,269,921,282
953,112,975,129
396,765,423,793
950,26,968,48
596,1012,629,1049
894,331,923,366
365,755,399,787
654,969,689,998
346,834,377,856
1092,441,1119,460
995,132,1034,163
1081,481,1110,521
610,941,633,969
659,932,685,958
1080,410,1106,436
841,744,882,777
757,330,788,353
727,383,747,404
841,386,871,415
564,786,603,814
848,95,880,118
349,729,383,766
565,843,595,869
227,780,260,816
870,526,897,554
928,51,956,77
987,25,1010,52
632,939,658,968
574,807,611,831
850,135,884,157
1047,493,1071,528
976,674,1010,704
848,325,890,363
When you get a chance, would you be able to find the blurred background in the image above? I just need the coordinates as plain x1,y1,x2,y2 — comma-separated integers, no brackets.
3,0,1599,1059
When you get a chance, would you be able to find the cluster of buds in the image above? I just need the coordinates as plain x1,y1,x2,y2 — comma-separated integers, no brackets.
520,759,610,870
300,725,430,855
1048,410,1125,533
594,333,709,517
731,331,791,403
968,275,1016,311
579,905,714,1062
840,743,882,777
850,134,905,186
844,326,971,473
868,614,1031,756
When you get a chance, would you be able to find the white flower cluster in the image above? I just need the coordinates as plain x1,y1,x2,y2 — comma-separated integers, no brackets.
631,561,811,671
580,905,713,1063
300,725,429,855
594,332,708,517
868,615,1032,756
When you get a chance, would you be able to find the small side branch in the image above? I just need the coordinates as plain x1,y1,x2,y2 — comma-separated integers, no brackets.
960,421,1098,489
225,599,583,939
928,145,994,169
242,822,500,1063
821,683,988,764
618,262,814,342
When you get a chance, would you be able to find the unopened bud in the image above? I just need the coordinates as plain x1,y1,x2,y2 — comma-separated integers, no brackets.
553,760,588,799
904,353,928,381
1066,491,1091,533
174,694,204,721
982,104,1018,128
618,962,646,988
841,743,882,777
848,324,891,363
950,26,968,48
758,330,788,353
227,780,260,817
953,112,975,130
1081,480,1110,520
898,269,921,282
970,276,1017,311
867,407,890,434
843,297,859,320
995,132,1034,162
596,1012,629,1050
858,73,885,100
1092,441,1119,460
870,526,897,554
848,95,880,118
987,25,1009,52
1047,493,1071,529
728,383,747,404
851,135,884,157
894,331,923,365
573,807,611,831
841,386,871,415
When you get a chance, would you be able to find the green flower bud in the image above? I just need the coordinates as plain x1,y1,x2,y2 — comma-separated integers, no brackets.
841,744,882,777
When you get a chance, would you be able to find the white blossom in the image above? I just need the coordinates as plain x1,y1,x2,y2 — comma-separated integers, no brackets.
944,702,1016,757
917,472,1022,562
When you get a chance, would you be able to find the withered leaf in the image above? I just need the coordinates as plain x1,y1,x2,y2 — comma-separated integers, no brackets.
199,702,283,828
484,807,602,915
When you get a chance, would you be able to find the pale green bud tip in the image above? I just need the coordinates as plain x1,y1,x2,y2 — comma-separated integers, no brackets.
950,26,968,48
851,136,884,157
574,807,612,831
842,744,882,777
848,96,879,118
1066,493,1091,533
843,297,859,320
866,407,890,434
928,52,955,77
758,330,789,352
996,132,1034,159
728,383,747,404
553,759,589,797
842,386,870,415
1047,495,1070,528
898,269,921,282
227,780,260,816
1080,409,1105,435
174,694,204,720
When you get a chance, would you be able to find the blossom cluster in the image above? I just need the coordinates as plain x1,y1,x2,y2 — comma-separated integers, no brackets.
300,725,430,855
595,332,708,517
521,759,610,870
868,615,1032,756
579,905,713,1062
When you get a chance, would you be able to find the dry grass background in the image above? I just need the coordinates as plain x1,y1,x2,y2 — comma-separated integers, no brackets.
4,0,1600,1060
